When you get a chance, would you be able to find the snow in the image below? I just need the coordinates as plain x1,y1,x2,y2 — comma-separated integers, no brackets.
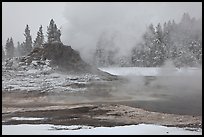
2,70,90,92
99,67,159,76
2,59,100,92
99,67,200,76
2,124,202,135
3,56,200,93
11,117,45,121
3,62,200,92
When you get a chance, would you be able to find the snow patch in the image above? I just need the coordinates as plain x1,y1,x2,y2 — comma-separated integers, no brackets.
99,67,200,76
99,67,159,76
11,117,45,121
2,124,202,135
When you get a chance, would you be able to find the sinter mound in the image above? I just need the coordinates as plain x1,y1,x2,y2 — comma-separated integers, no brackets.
22,42,116,80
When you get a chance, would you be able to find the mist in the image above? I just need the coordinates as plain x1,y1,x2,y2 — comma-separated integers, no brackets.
62,2,202,63
112,60,202,99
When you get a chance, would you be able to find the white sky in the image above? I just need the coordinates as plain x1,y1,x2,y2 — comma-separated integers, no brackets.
2,2,202,54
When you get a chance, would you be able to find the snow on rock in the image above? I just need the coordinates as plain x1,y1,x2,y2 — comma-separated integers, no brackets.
2,58,100,93
2,124,202,135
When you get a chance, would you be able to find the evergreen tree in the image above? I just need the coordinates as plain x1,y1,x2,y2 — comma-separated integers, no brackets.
5,37,15,59
47,19,61,43
2,47,5,61
5,38,10,58
155,23,163,41
15,41,22,57
180,13,191,26
23,25,32,55
131,24,156,67
154,23,166,66
94,46,106,66
94,34,107,66
131,12,202,67
94,31,118,67
54,24,61,42
131,46,145,67
34,25,44,48
19,42,26,56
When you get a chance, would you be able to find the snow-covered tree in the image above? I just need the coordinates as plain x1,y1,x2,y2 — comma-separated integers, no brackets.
17,42,26,57
131,23,165,67
140,24,156,67
15,41,22,57
47,19,61,43
5,38,15,59
53,24,61,42
94,31,118,67
33,25,44,48
131,12,202,67
131,44,148,67
2,47,5,61
116,55,132,67
154,23,166,66
23,25,32,55
47,19,55,43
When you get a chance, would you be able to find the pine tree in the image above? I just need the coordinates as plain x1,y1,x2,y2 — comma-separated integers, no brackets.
155,23,163,41
47,19,61,43
5,38,10,56
131,24,156,67
2,47,5,61
180,13,191,26
94,36,106,66
131,46,144,67
19,42,26,56
94,32,118,67
5,37,15,59
154,23,166,66
34,25,44,48
131,13,202,67
15,41,22,57
55,26,61,42
23,25,32,55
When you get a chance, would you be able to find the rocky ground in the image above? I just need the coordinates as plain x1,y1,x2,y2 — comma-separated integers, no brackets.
2,83,202,129
2,98,202,129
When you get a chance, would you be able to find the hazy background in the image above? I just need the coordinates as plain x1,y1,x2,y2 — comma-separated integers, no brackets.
2,2,202,62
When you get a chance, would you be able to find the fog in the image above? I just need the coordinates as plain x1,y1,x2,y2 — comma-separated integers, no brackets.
96,60,202,115
3,2,202,63
62,2,202,62
107,60,202,100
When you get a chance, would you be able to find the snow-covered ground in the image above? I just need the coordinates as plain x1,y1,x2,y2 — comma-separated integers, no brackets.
99,67,200,76
2,124,202,135
2,57,201,93
2,59,100,92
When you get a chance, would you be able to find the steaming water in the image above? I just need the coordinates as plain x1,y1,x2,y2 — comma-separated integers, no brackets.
99,66,202,116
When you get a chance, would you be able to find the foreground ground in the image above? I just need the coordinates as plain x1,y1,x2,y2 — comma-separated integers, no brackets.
2,91,202,129
2,67,202,134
